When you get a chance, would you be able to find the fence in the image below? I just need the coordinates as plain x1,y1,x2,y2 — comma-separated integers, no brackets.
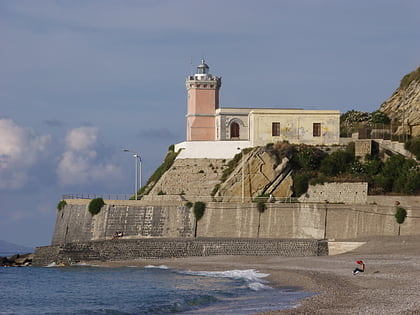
62,193,134,200
62,193,299,203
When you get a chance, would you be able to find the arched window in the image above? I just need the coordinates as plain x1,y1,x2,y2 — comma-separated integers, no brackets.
230,122,240,138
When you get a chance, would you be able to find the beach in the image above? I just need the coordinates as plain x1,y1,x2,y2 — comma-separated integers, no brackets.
90,235,420,314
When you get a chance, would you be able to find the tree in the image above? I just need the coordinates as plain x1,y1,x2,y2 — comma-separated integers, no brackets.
395,207,407,236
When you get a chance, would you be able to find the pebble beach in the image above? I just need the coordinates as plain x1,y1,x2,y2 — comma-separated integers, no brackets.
91,235,420,314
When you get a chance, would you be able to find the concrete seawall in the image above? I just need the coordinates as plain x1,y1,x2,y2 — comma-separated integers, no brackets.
36,197,419,265
52,198,420,245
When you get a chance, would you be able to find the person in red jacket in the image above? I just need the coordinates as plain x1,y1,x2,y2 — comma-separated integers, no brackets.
353,260,365,274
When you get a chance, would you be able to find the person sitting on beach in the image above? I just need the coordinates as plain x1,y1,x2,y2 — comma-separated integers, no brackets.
353,260,365,274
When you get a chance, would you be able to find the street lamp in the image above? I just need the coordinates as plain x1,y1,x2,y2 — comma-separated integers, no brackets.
123,149,142,200
237,147,244,203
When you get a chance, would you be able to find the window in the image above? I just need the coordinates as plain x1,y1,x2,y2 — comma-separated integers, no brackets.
230,122,240,138
272,122,280,136
313,123,321,137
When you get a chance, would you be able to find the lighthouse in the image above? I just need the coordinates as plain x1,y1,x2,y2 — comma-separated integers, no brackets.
185,60,221,141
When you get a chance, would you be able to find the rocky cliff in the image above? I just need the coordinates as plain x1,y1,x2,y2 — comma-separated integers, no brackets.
380,67,420,136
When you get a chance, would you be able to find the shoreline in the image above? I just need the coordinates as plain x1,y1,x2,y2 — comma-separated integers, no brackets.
85,235,420,314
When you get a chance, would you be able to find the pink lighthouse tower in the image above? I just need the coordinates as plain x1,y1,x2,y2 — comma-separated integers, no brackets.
186,59,221,141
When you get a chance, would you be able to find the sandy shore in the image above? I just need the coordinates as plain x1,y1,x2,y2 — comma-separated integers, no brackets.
88,235,420,314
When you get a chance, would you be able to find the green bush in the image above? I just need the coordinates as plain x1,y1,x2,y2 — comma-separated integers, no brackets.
404,138,420,160
370,110,390,124
257,201,266,213
395,207,407,224
57,200,67,211
185,201,193,208
138,150,179,197
292,145,326,171
320,150,354,176
88,198,105,216
293,173,310,197
168,144,175,152
193,201,206,221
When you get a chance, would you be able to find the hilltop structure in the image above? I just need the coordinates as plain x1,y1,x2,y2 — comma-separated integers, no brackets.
176,60,340,158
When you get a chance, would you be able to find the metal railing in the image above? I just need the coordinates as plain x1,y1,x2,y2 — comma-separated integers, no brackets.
62,193,134,200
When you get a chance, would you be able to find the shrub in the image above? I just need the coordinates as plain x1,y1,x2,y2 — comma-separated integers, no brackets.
293,173,310,197
370,111,390,124
404,138,420,160
395,207,407,224
399,67,420,89
88,198,105,216
320,150,354,176
138,150,179,196
168,144,175,152
185,201,193,208
193,201,206,221
257,201,266,213
292,145,326,171
57,200,67,211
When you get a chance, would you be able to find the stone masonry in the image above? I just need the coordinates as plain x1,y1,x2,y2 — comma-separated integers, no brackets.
142,158,226,201
33,238,328,266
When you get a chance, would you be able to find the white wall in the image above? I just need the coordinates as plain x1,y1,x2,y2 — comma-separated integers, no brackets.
175,141,252,159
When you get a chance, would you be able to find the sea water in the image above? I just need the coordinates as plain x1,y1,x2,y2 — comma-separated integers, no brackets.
0,264,312,314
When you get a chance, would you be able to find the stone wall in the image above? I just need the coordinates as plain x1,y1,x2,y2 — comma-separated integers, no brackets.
298,182,368,204
53,198,420,245
52,200,194,245
33,238,328,266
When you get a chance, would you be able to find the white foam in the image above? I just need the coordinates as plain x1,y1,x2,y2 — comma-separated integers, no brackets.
144,264,169,270
46,262,57,267
180,269,272,291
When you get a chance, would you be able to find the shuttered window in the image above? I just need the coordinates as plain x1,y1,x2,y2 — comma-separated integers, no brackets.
313,123,321,137
272,122,280,136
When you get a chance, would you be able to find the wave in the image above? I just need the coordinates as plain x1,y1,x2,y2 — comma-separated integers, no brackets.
179,269,272,291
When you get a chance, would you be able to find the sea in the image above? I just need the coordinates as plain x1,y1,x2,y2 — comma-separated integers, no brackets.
0,264,313,314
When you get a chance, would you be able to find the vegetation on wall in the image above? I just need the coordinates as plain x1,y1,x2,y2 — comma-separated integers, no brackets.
88,198,105,216
57,200,67,211
137,149,180,198
220,148,253,182
395,206,408,236
290,143,419,196
193,201,206,238
340,110,391,137
395,207,407,225
256,201,266,213
193,201,206,221
404,138,420,160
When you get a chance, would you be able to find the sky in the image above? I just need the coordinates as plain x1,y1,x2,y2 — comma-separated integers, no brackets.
1,0,419,248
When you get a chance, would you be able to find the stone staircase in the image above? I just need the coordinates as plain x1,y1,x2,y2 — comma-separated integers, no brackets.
375,139,417,160
142,158,227,202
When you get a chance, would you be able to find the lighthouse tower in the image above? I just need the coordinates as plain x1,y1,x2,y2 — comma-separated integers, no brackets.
186,60,221,141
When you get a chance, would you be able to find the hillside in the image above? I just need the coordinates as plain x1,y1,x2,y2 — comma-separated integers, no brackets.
0,240,34,256
380,67,420,136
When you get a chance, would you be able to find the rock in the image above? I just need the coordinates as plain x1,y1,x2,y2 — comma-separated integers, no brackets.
1,253,33,267
380,67,420,136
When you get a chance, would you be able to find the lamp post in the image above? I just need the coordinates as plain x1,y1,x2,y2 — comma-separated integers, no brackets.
123,149,142,200
237,147,244,203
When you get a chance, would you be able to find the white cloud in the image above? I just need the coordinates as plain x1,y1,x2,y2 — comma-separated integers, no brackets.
65,126,97,151
0,118,51,190
57,126,123,187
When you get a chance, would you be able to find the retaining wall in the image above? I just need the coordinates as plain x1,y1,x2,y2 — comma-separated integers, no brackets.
52,198,420,245
33,238,328,266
